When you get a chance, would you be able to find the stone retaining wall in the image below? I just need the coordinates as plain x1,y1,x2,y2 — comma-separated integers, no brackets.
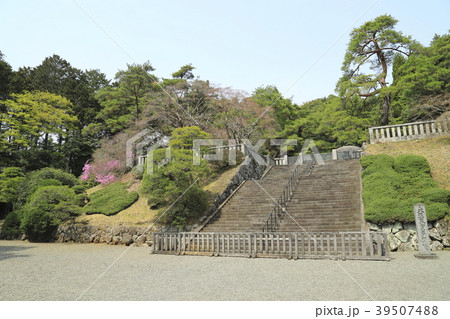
55,224,153,246
367,219,449,251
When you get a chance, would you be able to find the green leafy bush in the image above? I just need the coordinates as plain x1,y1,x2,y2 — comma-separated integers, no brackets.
156,186,210,229
74,193,89,207
72,185,87,194
38,179,63,187
84,183,139,216
0,167,25,207
361,154,449,224
16,168,79,206
1,210,22,238
20,186,81,241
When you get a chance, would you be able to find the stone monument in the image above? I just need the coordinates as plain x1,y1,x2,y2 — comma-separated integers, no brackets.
413,203,437,259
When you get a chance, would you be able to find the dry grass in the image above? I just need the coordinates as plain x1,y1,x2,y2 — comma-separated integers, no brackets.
203,166,239,196
77,195,157,227
365,136,450,190
79,173,157,227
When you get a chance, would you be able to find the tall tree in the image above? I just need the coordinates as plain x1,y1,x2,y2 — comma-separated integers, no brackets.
337,15,415,125
391,32,450,120
0,51,12,100
92,62,156,135
252,85,297,130
2,91,77,149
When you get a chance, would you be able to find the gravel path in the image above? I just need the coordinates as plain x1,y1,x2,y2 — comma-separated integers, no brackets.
1,240,449,301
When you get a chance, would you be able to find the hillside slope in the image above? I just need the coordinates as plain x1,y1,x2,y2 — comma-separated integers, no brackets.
365,136,450,190
77,166,239,227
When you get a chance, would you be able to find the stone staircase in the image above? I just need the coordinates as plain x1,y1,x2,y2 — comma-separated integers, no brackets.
201,160,363,233
279,160,363,232
201,166,296,232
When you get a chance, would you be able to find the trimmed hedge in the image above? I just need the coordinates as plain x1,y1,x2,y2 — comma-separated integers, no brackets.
393,154,431,177
84,183,139,216
361,154,449,224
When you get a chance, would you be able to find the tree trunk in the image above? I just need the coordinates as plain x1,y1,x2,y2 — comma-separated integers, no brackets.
381,93,390,126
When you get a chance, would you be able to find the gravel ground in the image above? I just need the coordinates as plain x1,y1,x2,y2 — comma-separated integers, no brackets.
0,240,449,301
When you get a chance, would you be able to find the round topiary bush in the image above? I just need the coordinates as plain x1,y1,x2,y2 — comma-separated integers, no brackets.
21,185,80,241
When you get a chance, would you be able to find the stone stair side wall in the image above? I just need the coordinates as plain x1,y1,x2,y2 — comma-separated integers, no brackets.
195,154,268,228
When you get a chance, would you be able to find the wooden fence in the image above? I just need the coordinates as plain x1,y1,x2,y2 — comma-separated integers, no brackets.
368,119,449,144
152,232,390,261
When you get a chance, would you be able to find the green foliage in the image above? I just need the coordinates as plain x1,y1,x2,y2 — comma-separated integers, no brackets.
38,179,63,187
169,126,210,149
84,183,139,216
0,167,25,205
72,184,87,195
252,85,297,130
156,186,209,229
171,64,195,80
141,136,210,228
393,154,431,177
17,167,79,206
421,188,450,204
361,154,449,224
281,95,370,152
1,210,22,238
141,148,210,206
337,15,415,125
73,193,89,207
2,90,78,148
21,186,81,241
0,50,12,99
92,62,156,135
391,32,450,121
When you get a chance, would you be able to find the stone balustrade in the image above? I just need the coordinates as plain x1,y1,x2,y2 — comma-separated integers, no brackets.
369,119,449,144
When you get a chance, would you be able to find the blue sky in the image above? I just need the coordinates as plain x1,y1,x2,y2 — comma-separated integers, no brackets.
1,0,449,104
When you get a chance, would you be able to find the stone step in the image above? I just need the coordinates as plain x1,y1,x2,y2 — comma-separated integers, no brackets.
202,160,363,233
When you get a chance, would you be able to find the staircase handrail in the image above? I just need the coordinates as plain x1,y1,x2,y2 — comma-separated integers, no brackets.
261,157,316,232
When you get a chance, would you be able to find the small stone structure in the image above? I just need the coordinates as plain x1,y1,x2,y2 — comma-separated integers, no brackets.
367,218,449,252
414,203,437,258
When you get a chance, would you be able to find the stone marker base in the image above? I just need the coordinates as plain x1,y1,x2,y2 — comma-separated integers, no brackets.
414,253,438,259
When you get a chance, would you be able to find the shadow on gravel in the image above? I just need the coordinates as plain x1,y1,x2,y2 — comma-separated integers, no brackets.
0,244,34,261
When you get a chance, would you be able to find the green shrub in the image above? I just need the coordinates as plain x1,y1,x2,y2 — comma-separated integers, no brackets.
360,154,394,169
364,198,402,224
74,193,89,207
421,188,450,204
21,186,81,241
426,203,449,221
156,186,210,229
16,168,79,206
72,185,87,195
38,179,63,187
393,154,431,177
361,154,449,224
84,183,139,216
1,210,22,238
